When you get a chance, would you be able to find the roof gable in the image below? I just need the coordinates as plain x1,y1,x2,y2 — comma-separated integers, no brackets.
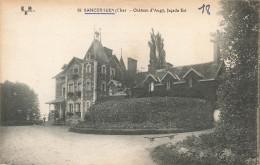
161,71,180,81
167,61,222,81
143,73,160,83
53,57,83,78
108,80,122,87
64,57,83,72
182,68,205,79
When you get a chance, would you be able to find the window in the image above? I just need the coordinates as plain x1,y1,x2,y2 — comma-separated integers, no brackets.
167,81,171,90
189,78,193,88
69,104,74,112
149,81,154,92
78,82,82,91
101,82,106,92
86,101,90,109
110,68,115,79
62,87,66,96
73,66,79,74
102,65,106,74
86,81,91,91
76,103,81,112
86,53,92,60
68,84,73,92
86,64,91,73
75,83,78,91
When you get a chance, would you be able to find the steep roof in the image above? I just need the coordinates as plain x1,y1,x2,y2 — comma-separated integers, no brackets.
141,61,224,85
84,40,109,62
182,68,205,79
53,57,83,79
53,70,65,79
157,61,223,81
104,47,113,59
120,55,126,71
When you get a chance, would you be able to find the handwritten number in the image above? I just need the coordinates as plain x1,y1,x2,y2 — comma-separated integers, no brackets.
205,5,210,15
198,4,210,15
198,4,205,14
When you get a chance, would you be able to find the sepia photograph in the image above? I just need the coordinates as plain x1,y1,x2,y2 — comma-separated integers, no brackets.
0,0,259,164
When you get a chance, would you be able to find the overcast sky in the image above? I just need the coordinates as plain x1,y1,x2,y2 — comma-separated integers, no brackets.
1,0,222,116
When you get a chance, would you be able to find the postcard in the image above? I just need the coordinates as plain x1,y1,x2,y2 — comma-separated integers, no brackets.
0,0,259,165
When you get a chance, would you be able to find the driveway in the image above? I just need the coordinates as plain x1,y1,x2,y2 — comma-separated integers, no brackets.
0,125,214,165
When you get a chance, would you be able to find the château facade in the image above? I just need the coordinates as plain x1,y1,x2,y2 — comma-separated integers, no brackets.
46,36,135,120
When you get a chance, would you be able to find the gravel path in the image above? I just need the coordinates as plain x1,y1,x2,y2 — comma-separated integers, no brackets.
0,125,214,165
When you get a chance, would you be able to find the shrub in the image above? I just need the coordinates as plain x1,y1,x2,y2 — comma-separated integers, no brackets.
85,97,213,125
71,97,214,134
151,134,250,165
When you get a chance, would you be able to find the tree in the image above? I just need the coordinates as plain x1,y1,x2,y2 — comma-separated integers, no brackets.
148,29,157,70
148,28,166,71
214,0,259,158
0,81,40,125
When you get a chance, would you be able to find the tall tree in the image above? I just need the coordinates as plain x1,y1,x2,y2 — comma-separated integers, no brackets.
148,29,166,71
156,32,166,69
215,0,259,158
0,81,40,125
148,28,157,71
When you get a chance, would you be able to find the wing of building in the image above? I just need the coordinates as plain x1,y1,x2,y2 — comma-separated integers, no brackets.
133,42,225,109
46,39,129,121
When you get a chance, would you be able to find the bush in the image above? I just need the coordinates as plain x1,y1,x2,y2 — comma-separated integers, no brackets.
151,134,251,165
85,97,213,126
71,97,214,134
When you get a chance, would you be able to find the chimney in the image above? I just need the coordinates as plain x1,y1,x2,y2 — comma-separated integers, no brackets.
128,58,137,76
213,42,220,64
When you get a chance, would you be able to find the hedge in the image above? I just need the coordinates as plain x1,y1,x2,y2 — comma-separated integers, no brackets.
86,97,213,125
70,97,214,134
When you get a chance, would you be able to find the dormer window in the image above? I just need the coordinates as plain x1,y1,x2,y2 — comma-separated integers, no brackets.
167,81,171,90
189,78,193,88
86,64,91,73
73,66,79,74
102,65,106,74
149,81,154,92
86,53,92,60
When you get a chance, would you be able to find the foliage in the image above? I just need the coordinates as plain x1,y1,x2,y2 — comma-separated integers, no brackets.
148,28,166,70
0,81,40,125
85,97,212,125
151,1,259,164
214,0,259,158
151,134,254,165
70,97,214,134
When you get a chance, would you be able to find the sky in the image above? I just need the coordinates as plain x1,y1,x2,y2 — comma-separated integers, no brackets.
0,0,222,116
